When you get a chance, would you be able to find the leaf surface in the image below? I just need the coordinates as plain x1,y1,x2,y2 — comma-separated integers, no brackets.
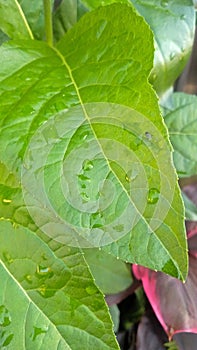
0,220,118,349
0,0,33,40
165,93,197,177
0,5,187,278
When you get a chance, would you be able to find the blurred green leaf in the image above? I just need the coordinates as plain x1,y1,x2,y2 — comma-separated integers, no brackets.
130,0,195,96
84,250,132,294
165,93,197,177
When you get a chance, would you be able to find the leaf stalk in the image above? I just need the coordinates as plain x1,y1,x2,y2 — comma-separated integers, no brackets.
43,0,53,46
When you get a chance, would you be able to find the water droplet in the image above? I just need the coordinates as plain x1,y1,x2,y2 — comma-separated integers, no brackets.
38,284,55,298
77,174,90,181
181,46,185,53
36,265,53,278
3,252,13,264
32,325,48,341
147,188,160,204
0,305,11,327
86,286,96,295
170,52,175,61
80,132,88,141
82,159,94,171
2,199,12,204
117,256,120,260
24,274,33,283
180,14,186,20
98,247,101,251
90,211,104,228
161,0,168,7
125,174,130,183
80,192,90,202
145,131,152,140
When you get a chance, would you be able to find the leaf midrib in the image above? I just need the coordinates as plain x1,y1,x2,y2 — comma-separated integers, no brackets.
52,46,182,276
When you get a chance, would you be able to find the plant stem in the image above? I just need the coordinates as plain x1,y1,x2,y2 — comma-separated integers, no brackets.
43,0,53,46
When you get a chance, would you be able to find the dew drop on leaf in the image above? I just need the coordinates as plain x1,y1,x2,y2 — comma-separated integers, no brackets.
82,159,94,171
147,188,160,204
32,325,48,341
3,252,14,264
36,265,53,278
86,286,97,295
2,198,12,204
24,274,33,283
80,192,90,202
125,174,130,183
0,305,11,327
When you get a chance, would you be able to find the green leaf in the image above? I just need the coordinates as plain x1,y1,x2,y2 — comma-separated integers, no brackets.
0,0,33,40
109,305,120,333
182,192,197,221
84,250,132,294
0,220,118,349
164,92,197,177
130,0,195,96
18,0,53,40
53,0,78,42
0,5,187,280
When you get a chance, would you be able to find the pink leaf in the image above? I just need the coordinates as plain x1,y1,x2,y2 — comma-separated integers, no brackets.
133,229,197,339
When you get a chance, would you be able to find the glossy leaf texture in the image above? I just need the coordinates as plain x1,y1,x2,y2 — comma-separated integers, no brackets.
133,227,197,339
164,93,197,177
130,0,195,96
0,4,187,278
0,220,118,349
0,0,33,40
84,250,132,294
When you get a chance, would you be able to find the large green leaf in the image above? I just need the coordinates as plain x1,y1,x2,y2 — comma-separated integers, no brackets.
0,220,118,349
164,93,197,177
0,4,187,280
0,0,33,39
129,0,195,96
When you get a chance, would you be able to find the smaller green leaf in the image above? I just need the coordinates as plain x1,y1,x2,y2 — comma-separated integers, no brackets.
53,0,78,42
164,93,197,177
130,0,195,96
182,192,197,221
84,250,132,294
0,0,33,40
109,305,120,333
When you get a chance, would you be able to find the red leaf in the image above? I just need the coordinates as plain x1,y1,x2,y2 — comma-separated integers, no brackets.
133,230,197,339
